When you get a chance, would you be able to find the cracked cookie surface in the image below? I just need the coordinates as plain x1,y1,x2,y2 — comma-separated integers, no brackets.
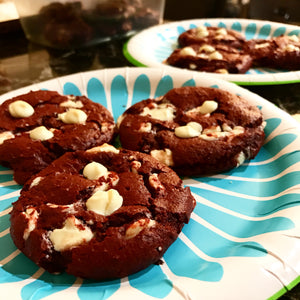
0,90,115,184
10,144,195,280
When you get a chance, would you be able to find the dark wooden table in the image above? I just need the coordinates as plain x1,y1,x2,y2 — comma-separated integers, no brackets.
1,19,300,300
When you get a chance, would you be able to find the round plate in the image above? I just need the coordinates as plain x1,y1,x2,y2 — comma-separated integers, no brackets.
123,18,300,85
1,67,300,300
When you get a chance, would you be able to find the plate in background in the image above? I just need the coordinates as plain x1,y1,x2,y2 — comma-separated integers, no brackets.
1,67,300,299
124,19,300,85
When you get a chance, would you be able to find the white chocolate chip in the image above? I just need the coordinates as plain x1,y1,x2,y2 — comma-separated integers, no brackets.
200,125,244,141
199,44,215,53
215,69,229,74
83,162,109,180
187,100,218,116
49,216,93,252
254,43,270,49
29,126,54,141
150,148,174,166
287,35,299,43
125,218,156,240
195,26,209,38
60,100,83,108
222,123,232,132
29,176,43,188
58,108,87,124
100,122,113,133
8,100,34,118
189,63,197,70
236,151,246,167
139,122,152,132
209,51,223,60
86,143,120,154
175,122,202,138
141,103,176,122
86,189,123,216
284,44,299,52
131,160,141,174
23,208,39,240
0,131,14,145
216,28,227,36
180,47,197,56
149,173,164,190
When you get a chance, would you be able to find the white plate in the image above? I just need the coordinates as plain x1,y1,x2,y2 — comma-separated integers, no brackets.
1,67,300,300
124,18,300,85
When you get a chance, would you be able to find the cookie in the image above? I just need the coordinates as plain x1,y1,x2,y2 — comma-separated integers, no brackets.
166,43,252,74
244,35,300,70
0,90,115,184
118,86,265,176
10,143,195,280
178,26,246,49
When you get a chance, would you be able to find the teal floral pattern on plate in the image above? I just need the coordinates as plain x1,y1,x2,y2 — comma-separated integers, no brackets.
0,68,300,299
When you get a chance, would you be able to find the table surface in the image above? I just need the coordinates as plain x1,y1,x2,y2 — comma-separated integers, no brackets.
1,19,300,300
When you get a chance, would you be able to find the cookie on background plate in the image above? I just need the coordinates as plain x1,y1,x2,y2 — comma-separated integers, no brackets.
0,90,115,184
10,143,195,280
118,86,265,176
244,35,300,70
166,43,252,74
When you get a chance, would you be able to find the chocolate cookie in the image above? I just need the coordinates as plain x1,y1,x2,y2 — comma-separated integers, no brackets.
0,90,115,184
10,144,195,280
118,86,265,176
178,26,246,49
244,35,300,70
166,43,252,74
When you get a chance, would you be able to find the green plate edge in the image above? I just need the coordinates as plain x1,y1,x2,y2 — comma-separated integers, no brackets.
123,42,300,86
268,275,300,300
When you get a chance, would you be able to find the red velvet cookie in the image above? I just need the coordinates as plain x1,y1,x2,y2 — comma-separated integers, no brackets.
118,86,265,176
10,144,195,280
178,26,246,49
166,43,252,74
244,35,300,70
0,90,115,184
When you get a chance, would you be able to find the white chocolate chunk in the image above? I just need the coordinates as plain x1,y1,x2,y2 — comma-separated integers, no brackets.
141,103,176,122
29,176,43,188
86,143,119,154
255,43,270,49
125,218,156,240
116,114,126,128
187,100,218,116
139,122,152,132
23,208,39,240
284,44,299,52
83,162,109,180
149,173,164,190
189,63,197,70
29,126,54,141
236,151,246,167
175,122,202,138
49,217,93,252
8,100,34,118
209,51,223,60
216,28,227,36
199,44,215,53
200,125,244,141
58,108,87,124
60,100,83,108
180,47,197,56
150,148,174,166
195,26,209,38
86,189,123,216
215,69,229,74
131,160,141,174
287,35,299,43
0,131,14,145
